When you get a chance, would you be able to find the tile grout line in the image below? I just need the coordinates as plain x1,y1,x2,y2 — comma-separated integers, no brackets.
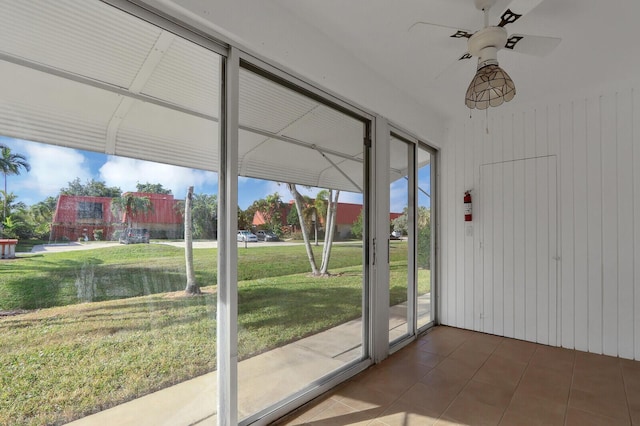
398,334,469,424
281,328,640,425
619,361,634,426
360,337,436,425
435,335,503,424
384,330,471,424
350,331,466,425
570,353,631,423
493,340,534,426
563,349,577,426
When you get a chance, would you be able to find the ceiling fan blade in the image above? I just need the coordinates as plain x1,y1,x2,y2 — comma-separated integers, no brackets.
408,21,473,35
451,30,473,39
434,52,473,80
504,34,561,56
498,0,544,26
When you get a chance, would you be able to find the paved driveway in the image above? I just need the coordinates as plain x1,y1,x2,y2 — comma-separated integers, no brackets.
30,242,120,253
29,240,307,253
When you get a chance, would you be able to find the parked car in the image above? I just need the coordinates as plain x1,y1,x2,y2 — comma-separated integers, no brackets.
119,228,150,244
237,230,258,242
390,230,402,240
255,230,280,242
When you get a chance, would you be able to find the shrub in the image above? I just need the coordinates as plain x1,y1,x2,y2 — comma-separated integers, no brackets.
289,231,303,240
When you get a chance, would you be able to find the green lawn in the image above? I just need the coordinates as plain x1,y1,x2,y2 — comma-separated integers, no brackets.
0,241,427,425
0,292,217,426
1,243,402,310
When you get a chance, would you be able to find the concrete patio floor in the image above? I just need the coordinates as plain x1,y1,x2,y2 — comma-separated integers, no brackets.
66,295,431,425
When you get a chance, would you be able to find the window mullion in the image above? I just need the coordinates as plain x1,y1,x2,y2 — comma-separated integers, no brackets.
217,47,240,426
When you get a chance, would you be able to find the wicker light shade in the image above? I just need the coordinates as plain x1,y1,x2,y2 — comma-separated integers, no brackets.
465,63,516,110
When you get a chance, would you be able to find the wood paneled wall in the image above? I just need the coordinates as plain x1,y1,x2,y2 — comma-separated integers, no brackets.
440,88,640,359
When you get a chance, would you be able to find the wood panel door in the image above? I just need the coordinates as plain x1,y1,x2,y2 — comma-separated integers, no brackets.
480,155,558,345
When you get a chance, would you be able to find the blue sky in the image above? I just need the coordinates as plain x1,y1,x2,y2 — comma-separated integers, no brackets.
2,137,383,210
2,136,220,205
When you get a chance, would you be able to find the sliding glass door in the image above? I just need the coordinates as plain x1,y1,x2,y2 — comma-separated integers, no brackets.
236,64,369,423
389,132,436,348
0,2,223,425
389,136,411,343
417,144,435,330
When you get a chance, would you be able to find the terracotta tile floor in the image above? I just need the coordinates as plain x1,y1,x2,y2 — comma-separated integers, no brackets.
275,326,640,425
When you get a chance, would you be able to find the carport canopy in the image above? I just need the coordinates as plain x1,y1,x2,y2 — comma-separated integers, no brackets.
0,0,428,192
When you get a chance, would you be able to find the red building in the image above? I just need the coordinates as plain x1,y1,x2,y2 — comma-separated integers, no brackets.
121,192,184,239
51,195,117,242
333,202,403,238
50,193,184,242
252,200,403,239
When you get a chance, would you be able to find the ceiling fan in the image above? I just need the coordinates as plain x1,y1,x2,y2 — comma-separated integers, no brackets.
411,0,561,109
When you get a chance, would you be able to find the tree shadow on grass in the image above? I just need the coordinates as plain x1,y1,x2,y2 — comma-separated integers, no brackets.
237,284,362,354
1,258,105,310
1,258,213,310
0,296,217,338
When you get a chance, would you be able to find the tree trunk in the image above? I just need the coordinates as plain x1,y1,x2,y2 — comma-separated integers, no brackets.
319,190,339,275
184,186,201,294
287,183,319,275
3,173,6,225
314,215,318,246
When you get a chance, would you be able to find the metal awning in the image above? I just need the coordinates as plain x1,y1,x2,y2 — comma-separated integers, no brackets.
0,0,427,193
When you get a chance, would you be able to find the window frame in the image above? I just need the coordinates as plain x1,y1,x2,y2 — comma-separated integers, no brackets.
67,2,444,424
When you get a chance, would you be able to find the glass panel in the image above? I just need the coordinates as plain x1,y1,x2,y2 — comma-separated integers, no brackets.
417,146,434,329
0,1,221,424
1,141,220,426
389,137,410,343
237,67,366,421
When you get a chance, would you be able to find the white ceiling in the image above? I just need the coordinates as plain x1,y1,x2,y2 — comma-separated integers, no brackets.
142,0,640,144
271,0,640,120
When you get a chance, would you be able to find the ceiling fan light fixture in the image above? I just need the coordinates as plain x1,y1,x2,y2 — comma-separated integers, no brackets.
465,60,516,110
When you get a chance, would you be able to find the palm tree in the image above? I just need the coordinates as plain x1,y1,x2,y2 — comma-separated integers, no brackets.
110,193,152,229
0,145,31,225
318,189,339,275
310,190,329,246
191,193,217,239
297,194,319,245
286,185,341,277
287,183,319,276
184,186,201,295
29,196,57,241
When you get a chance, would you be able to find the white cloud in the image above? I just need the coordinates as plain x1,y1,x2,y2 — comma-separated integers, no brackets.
237,179,287,209
264,181,287,198
390,179,409,213
17,143,92,197
337,191,363,205
99,156,217,197
285,185,363,205
236,179,364,206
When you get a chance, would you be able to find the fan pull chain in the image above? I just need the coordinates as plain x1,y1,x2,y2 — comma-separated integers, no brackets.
486,108,489,134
